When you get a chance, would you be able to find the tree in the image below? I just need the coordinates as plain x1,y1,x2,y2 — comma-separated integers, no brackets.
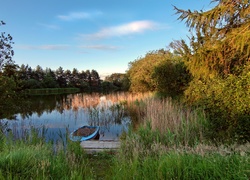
64,69,72,86
71,68,80,87
172,0,250,78
55,66,66,87
152,55,191,97
127,49,173,92
34,65,44,82
18,64,29,80
172,0,250,142
105,73,130,91
2,63,19,78
0,21,14,72
90,69,101,90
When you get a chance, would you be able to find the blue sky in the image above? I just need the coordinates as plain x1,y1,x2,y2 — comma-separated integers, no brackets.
1,0,213,78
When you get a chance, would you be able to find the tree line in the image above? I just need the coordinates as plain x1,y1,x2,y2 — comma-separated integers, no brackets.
1,64,102,91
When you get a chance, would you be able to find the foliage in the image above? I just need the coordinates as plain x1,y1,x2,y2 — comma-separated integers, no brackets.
126,49,190,97
152,55,191,98
173,0,250,78
185,66,250,142
127,49,175,92
0,76,22,119
172,0,250,142
42,74,59,88
105,73,130,91
0,21,14,72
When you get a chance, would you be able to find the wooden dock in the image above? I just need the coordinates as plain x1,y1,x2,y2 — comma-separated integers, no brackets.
80,140,121,154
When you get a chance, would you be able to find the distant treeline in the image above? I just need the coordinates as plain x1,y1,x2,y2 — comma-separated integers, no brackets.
0,64,128,92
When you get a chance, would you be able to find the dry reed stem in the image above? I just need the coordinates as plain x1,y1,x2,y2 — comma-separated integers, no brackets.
61,92,153,110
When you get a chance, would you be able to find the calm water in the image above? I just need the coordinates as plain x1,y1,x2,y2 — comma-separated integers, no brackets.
3,93,131,142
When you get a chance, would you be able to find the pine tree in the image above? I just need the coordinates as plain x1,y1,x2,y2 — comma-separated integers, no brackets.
172,0,250,142
172,0,250,78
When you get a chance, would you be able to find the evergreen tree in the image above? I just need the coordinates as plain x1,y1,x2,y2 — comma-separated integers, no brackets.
172,0,250,142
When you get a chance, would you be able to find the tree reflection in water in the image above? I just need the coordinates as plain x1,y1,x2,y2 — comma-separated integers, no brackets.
2,92,132,142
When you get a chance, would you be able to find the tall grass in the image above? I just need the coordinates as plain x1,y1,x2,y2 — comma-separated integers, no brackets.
112,149,250,180
110,96,250,179
0,127,95,179
126,97,207,147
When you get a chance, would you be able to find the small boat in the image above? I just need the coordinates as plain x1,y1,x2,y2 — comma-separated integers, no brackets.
69,125,100,142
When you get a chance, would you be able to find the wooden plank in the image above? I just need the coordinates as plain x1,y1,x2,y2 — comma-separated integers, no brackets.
80,141,121,153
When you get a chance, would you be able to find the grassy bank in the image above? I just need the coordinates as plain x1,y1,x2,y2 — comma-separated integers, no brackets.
0,129,96,179
111,96,250,179
112,125,250,179
25,88,80,95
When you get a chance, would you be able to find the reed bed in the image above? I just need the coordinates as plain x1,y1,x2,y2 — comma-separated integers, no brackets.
142,97,206,146
124,96,207,146
63,92,153,110
111,96,250,180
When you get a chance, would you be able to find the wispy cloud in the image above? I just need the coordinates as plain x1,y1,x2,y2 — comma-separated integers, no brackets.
83,20,158,39
79,45,120,51
57,11,102,21
17,44,70,50
37,23,60,30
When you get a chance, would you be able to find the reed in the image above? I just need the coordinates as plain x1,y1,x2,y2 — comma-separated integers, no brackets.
125,96,207,146
110,96,250,179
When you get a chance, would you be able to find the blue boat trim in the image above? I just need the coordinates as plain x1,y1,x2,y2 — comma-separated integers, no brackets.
69,125,100,142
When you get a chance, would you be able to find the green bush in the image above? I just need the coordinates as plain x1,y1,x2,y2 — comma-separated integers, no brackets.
152,59,191,98
185,69,250,142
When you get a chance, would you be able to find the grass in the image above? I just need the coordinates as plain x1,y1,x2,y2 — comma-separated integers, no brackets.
0,128,95,179
112,124,250,180
111,95,250,179
112,149,250,180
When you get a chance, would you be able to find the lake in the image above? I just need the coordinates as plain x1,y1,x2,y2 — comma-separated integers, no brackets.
2,92,132,142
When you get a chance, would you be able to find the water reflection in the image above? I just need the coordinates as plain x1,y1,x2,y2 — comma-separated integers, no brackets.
4,93,131,142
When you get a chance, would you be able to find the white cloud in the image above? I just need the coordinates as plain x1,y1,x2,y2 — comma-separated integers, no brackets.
79,45,120,51
37,23,60,30
84,20,158,39
57,11,102,21
17,44,70,50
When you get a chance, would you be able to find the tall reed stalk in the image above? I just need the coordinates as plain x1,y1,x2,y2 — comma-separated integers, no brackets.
125,97,207,147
